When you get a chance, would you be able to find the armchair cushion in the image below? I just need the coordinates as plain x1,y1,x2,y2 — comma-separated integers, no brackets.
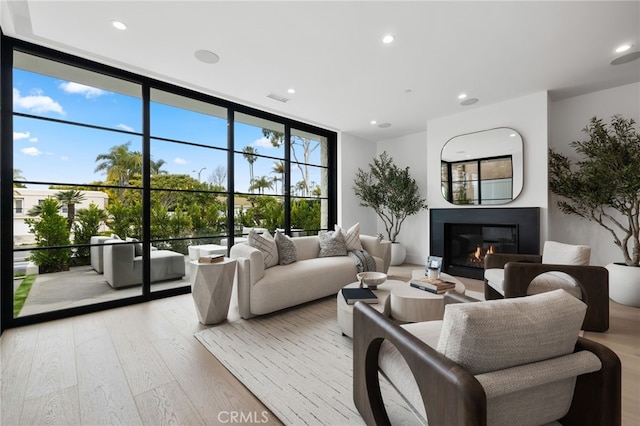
436,289,586,374
542,241,590,265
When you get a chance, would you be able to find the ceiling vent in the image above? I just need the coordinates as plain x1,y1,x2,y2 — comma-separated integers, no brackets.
267,93,289,103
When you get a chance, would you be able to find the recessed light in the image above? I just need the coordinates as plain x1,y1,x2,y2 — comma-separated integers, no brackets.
370,120,377,125
611,50,640,65
287,88,296,94
616,44,632,53
404,89,412,94
111,20,127,30
378,122,392,128
510,133,517,137
382,34,395,44
458,93,467,100
194,49,220,64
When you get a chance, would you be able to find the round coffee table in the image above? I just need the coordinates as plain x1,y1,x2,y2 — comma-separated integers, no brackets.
390,271,465,323
337,279,403,338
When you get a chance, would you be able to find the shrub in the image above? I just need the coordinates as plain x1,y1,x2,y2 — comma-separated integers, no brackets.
25,198,71,273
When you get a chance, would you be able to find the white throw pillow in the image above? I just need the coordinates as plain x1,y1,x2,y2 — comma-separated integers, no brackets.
248,229,278,269
335,223,363,251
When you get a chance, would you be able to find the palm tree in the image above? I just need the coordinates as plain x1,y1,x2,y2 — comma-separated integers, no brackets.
150,158,167,175
271,160,285,193
95,142,139,201
249,176,273,195
242,146,258,192
13,168,26,188
55,189,86,230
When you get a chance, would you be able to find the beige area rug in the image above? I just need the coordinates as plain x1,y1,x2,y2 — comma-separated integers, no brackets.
194,296,424,425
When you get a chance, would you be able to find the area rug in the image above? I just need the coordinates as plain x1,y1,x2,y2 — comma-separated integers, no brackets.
194,296,423,425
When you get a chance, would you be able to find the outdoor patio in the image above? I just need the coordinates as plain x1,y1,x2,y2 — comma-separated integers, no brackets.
15,257,191,317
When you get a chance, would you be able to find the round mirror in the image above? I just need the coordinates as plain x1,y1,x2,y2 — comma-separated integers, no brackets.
441,128,523,205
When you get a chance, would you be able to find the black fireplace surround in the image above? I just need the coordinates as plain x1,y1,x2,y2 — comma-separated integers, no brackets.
430,207,540,279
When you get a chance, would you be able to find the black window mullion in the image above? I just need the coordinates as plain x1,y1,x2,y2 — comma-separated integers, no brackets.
142,84,151,296
284,126,291,234
227,110,235,249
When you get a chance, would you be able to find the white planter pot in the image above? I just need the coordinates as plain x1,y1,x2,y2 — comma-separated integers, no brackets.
390,243,406,266
606,263,640,307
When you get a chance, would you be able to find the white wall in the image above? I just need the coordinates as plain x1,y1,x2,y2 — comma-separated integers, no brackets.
337,132,378,236
377,131,429,264
549,82,640,266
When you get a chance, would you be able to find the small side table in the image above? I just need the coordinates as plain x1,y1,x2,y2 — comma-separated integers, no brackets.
390,272,466,323
189,258,236,325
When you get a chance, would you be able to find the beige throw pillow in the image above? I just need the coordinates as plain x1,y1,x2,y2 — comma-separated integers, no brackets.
335,223,363,251
248,229,278,269
436,289,586,375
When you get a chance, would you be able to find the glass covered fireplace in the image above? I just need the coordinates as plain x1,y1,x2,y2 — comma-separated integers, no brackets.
430,207,540,280
447,224,517,277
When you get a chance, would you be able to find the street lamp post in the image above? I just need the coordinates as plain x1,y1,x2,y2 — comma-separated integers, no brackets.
193,167,207,181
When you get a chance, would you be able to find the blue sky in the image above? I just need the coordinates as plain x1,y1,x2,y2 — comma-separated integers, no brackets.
13,68,323,194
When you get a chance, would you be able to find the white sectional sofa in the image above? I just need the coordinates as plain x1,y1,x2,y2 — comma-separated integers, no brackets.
102,239,186,288
230,234,391,319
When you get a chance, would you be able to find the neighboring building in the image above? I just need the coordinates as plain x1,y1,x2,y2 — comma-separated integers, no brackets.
13,189,109,245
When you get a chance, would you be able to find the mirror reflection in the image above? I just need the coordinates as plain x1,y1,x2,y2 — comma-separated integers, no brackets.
441,127,523,205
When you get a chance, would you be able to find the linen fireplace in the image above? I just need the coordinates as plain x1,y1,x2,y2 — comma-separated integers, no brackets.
430,208,540,279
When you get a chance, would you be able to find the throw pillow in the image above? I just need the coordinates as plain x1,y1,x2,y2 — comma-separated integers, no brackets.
318,230,347,257
248,229,279,269
335,222,363,251
275,231,297,265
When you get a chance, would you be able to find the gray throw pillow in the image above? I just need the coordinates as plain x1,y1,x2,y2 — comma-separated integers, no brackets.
275,231,297,265
318,231,347,257
248,229,279,268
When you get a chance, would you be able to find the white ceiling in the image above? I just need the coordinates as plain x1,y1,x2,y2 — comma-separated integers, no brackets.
1,1,639,142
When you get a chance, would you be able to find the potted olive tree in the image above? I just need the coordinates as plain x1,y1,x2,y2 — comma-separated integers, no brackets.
354,151,428,265
549,114,640,306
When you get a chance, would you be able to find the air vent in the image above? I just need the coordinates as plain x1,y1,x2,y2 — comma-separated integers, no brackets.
267,93,289,103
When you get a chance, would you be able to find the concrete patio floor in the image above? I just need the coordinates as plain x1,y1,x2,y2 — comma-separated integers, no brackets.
17,259,191,317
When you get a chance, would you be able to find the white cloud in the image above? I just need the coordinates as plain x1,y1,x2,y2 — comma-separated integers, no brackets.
13,88,65,115
59,81,108,99
29,137,39,143
174,157,188,165
21,147,42,156
60,156,69,161
254,137,275,148
116,123,135,132
13,131,30,140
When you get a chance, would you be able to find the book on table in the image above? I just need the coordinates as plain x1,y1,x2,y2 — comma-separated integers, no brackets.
410,277,456,293
198,254,225,263
342,287,378,305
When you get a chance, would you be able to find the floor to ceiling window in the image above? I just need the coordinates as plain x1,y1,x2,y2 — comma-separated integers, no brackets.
1,37,337,330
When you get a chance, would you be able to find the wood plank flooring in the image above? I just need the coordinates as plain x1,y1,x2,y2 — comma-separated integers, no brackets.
1,265,639,425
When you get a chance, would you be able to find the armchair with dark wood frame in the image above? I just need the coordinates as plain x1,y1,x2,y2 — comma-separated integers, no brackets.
353,293,621,426
484,252,609,331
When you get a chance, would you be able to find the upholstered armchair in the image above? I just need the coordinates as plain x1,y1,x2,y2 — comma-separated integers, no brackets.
484,241,609,332
353,290,621,426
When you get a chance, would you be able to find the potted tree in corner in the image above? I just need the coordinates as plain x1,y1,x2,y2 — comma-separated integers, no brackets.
354,151,428,265
549,114,640,307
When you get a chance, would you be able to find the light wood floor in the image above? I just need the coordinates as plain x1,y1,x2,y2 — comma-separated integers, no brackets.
1,265,639,425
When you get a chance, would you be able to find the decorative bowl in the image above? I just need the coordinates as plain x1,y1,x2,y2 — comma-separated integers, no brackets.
356,272,387,290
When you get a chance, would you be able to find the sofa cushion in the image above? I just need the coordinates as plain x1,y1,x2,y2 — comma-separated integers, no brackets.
248,229,278,269
318,231,347,257
436,289,586,375
335,223,363,251
275,231,297,265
